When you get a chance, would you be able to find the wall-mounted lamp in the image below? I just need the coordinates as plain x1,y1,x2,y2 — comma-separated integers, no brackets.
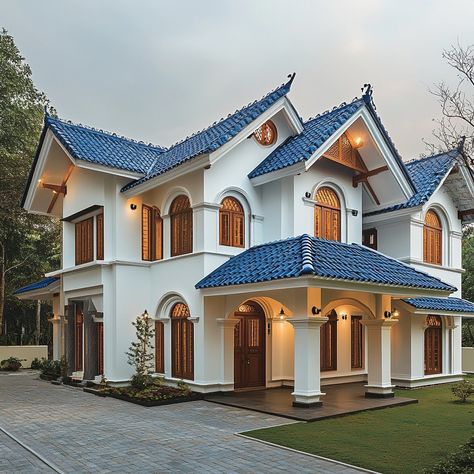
392,308,400,318
312,306,321,315
305,191,311,199
277,307,287,320
351,209,358,217
340,313,348,321
130,203,137,211
384,311,392,319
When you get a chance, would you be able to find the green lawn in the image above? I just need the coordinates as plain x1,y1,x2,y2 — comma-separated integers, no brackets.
243,378,474,474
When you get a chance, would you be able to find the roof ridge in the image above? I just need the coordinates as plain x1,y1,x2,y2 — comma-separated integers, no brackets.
299,234,315,275
405,148,460,166
304,98,363,124
45,114,167,152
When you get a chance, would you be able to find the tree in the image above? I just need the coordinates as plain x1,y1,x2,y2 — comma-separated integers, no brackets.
126,311,155,389
0,29,60,337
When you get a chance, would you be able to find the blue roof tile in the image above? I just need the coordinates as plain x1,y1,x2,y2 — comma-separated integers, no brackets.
121,76,295,192
248,100,365,179
45,115,166,174
196,235,455,292
402,296,474,313
365,150,459,216
14,277,59,295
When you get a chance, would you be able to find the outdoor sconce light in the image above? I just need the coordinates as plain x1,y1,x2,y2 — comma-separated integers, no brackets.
384,311,392,319
312,306,321,315
392,308,400,318
354,137,364,149
277,307,287,320
340,313,347,321
130,203,137,210
351,209,358,217
305,191,311,199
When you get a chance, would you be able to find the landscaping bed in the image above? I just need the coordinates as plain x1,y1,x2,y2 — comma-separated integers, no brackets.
84,379,202,407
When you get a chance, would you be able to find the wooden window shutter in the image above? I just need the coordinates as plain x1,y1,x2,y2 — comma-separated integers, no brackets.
321,310,337,371
142,204,152,261
155,321,164,373
96,213,104,260
220,211,231,246
75,217,94,265
170,303,193,380
219,197,245,248
314,187,341,242
351,316,363,369
170,196,192,256
423,210,442,265
154,207,163,261
96,322,104,375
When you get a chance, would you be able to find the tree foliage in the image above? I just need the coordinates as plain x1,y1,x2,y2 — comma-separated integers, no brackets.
0,28,60,339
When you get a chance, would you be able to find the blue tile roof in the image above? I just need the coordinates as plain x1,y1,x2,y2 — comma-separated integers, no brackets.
14,277,59,295
365,150,459,216
121,76,296,192
248,100,365,179
402,296,474,314
195,234,455,292
45,115,166,174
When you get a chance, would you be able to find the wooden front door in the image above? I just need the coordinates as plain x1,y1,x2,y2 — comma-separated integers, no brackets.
234,302,265,389
425,315,442,375
74,304,84,372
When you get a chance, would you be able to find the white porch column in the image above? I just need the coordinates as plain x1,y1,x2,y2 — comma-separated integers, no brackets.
288,316,327,407
216,318,240,387
362,319,398,397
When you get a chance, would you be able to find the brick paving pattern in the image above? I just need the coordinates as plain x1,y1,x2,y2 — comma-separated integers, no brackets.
0,373,363,473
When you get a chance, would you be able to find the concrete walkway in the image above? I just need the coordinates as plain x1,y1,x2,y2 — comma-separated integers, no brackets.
0,373,364,473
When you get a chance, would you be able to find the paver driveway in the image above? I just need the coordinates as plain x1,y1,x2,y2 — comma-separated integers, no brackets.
0,373,363,473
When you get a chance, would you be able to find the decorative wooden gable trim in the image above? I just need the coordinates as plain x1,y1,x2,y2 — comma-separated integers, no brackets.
322,133,367,173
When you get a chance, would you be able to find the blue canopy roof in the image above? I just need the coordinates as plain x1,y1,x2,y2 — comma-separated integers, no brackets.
121,76,295,192
402,296,474,314
365,150,460,216
196,234,455,292
14,277,59,295
45,115,166,174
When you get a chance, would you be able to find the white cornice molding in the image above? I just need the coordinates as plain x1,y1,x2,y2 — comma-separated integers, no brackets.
398,257,465,274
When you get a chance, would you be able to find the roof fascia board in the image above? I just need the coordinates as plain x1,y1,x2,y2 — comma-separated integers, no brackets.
15,282,60,300
459,164,474,197
198,274,452,297
209,97,301,166
249,161,306,186
122,154,210,197
396,299,474,317
363,206,420,223
23,130,55,211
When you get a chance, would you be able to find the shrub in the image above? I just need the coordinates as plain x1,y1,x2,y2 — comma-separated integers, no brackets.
130,374,154,391
31,357,46,370
40,359,63,380
425,436,474,473
0,357,23,371
451,380,474,403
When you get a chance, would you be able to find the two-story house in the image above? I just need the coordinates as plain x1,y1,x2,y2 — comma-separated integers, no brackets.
16,75,474,407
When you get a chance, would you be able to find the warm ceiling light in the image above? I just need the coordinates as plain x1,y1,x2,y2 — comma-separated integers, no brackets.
38,178,42,184
354,137,364,149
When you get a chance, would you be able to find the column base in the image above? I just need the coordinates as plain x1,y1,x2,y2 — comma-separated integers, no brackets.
364,385,395,398
292,391,325,407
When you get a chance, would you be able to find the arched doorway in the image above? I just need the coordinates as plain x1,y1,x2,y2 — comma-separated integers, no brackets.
234,301,266,389
425,315,442,375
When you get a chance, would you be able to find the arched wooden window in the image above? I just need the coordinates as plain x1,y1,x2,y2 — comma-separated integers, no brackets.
219,197,245,247
170,195,193,256
425,315,442,375
321,309,337,371
253,120,277,146
142,205,163,261
171,303,194,380
423,210,442,265
314,187,341,241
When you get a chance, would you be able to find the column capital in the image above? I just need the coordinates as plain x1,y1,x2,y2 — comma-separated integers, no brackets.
360,318,398,328
216,318,240,328
288,316,328,328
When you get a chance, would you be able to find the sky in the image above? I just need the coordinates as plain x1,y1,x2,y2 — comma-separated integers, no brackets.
1,0,474,160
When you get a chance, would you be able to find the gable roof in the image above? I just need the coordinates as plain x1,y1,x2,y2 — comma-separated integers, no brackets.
45,115,166,174
14,276,59,295
121,76,296,192
196,234,455,293
248,100,365,178
365,150,460,216
248,91,415,193
402,296,474,314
